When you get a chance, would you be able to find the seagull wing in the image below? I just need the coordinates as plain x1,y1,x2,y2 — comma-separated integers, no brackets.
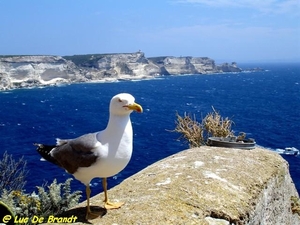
36,133,100,174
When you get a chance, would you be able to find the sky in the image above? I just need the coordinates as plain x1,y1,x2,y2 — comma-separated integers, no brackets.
0,0,299,63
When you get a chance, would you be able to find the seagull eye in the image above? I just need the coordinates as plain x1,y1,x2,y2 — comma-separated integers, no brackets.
118,99,123,102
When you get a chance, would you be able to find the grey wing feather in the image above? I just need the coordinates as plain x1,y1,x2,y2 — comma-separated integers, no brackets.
51,133,99,174
69,133,100,152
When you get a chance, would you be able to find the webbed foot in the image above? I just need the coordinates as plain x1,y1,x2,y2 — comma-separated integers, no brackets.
104,201,124,209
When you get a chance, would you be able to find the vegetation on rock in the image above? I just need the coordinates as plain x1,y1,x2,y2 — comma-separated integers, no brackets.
63,54,107,67
172,107,234,148
0,152,82,222
291,196,300,216
0,151,28,192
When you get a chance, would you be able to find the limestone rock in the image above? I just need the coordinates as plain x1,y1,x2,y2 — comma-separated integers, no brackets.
148,56,222,75
0,53,243,91
191,57,217,74
0,55,82,90
163,56,198,74
92,52,161,78
216,62,242,73
58,146,299,225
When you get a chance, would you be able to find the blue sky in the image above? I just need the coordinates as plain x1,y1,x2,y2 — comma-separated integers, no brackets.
0,0,299,63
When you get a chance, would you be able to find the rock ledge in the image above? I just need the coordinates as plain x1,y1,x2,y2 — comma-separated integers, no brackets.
59,146,299,225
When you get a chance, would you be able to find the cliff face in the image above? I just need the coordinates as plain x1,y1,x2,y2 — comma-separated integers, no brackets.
0,52,241,91
0,56,84,90
58,146,299,225
149,56,218,75
80,52,161,80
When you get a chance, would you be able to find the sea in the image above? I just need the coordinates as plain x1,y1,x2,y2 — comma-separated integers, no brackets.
0,62,299,200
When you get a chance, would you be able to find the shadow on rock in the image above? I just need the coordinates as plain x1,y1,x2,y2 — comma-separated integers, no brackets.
57,206,107,224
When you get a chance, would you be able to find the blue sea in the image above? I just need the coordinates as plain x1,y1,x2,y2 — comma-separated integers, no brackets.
0,63,299,199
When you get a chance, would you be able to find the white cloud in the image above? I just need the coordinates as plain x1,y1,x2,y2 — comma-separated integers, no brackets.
174,0,300,15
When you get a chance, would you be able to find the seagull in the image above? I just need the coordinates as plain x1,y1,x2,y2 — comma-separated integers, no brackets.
35,93,143,219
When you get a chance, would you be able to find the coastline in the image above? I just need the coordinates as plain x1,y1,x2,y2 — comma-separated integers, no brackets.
0,52,243,91
0,72,249,92
0,69,265,92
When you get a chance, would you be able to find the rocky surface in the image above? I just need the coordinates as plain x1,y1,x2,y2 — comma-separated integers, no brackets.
0,52,242,91
55,146,299,225
148,56,219,75
0,56,83,90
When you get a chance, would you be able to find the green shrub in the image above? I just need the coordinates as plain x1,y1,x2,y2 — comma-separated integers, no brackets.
36,178,82,217
0,178,82,223
0,152,82,223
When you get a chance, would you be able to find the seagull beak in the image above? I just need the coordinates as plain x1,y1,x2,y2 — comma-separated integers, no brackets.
127,103,143,113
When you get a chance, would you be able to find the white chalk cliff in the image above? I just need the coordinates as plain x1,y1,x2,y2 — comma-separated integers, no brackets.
0,52,241,91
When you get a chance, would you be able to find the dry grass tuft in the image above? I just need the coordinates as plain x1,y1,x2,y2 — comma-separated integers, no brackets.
172,107,234,148
202,107,234,138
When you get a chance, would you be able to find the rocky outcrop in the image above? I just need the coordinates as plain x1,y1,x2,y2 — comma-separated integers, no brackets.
58,146,299,225
76,52,161,80
0,52,242,91
216,62,242,73
0,56,84,90
148,56,219,75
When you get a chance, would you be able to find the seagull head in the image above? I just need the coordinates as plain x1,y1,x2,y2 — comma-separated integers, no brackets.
110,93,143,116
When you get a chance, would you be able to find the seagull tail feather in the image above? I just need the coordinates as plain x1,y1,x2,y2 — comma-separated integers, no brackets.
34,143,60,166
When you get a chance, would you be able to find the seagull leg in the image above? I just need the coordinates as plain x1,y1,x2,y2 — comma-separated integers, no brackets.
85,185,101,220
102,178,124,209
